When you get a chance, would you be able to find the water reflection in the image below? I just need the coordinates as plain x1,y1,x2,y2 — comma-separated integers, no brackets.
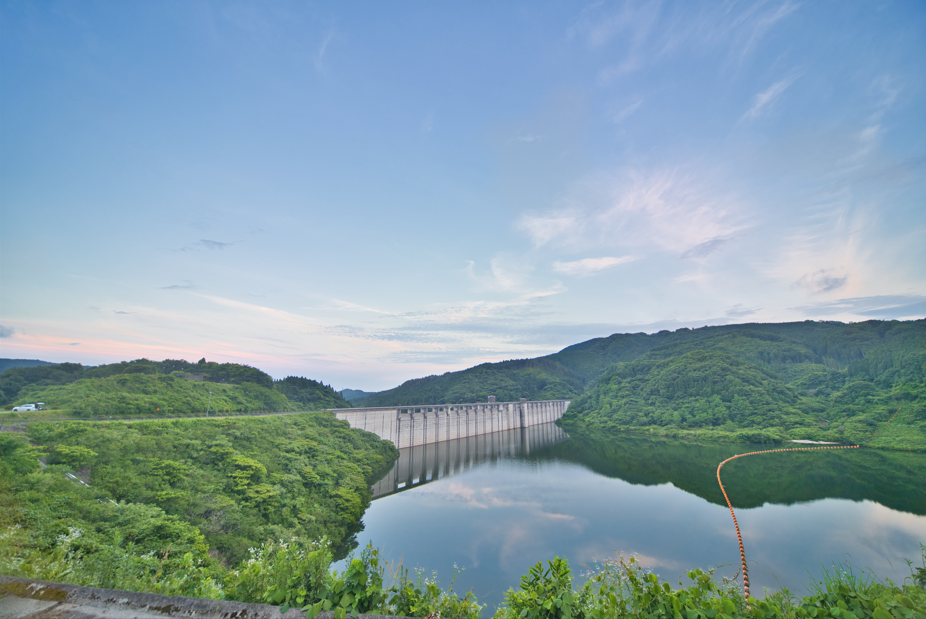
542,430,926,515
372,423,569,499
355,423,926,612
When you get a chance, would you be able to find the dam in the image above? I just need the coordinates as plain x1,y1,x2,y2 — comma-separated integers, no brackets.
329,397,570,449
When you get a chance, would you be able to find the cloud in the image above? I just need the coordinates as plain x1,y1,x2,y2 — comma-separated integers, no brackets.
681,237,731,259
598,58,641,84
315,31,335,73
514,134,542,143
0,325,14,338
611,100,642,123
726,304,759,318
518,214,579,247
517,167,748,254
568,1,660,49
743,77,796,120
66,342,81,346
161,281,200,290
182,239,233,251
552,256,637,276
792,269,849,294
464,255,563,299
113,311,132,315
328,299,396,315
790,295,926,319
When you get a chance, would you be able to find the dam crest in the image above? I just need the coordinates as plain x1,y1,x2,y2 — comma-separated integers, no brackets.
329,397,570,449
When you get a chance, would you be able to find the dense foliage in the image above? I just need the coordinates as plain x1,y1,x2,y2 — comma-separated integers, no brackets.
7,413,396,566
1,424,479,616
560,323,926,450
276,376,351,410
1,358,351,417
492,553,926,619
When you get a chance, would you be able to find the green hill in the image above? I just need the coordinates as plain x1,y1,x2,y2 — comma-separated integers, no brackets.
350,319,925,449
353,357,584,407
1,411,398,586
275,376,351,409
0,358,57,373
340,388,378,402
562,350,803,436
559,322,926,449
1,358,350,417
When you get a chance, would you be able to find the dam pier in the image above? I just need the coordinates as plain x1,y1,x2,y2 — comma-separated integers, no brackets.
329,397,570,449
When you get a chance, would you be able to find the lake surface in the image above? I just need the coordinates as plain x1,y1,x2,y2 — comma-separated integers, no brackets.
339,423,926,612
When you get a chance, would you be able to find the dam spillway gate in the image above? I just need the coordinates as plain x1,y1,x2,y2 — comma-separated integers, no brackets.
329,398,570,449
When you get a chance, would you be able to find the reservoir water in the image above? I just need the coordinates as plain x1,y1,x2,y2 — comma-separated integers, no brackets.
342,423,926,612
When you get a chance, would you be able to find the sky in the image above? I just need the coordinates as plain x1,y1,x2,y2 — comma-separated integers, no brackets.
1,1,924,391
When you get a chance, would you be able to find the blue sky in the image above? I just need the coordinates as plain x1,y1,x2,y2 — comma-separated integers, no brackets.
1,1,924,390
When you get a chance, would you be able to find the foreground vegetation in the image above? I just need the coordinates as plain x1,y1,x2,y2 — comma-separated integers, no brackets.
0,358,351,418
1,414,396,567
2,417,924,617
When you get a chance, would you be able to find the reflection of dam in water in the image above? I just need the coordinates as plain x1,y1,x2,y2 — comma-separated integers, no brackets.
371,422,569,499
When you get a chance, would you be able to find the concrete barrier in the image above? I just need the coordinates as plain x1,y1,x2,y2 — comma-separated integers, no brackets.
330,398,570,449
0,575,407,619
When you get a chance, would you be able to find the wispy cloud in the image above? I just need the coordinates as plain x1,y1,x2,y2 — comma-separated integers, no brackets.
113,310,132,315
552,256,637,276
726,304,759,317
793,269,848,294
514,134,542,143
161,281,200,290
517,167,749,255
315,31,335,73
329,299,396,315
790,295,926,319
742,77,796,120
0,325,14,338
611,99,642,123
182,239,233,252
598,58,641,84
568,1,660,49
681,237,732,260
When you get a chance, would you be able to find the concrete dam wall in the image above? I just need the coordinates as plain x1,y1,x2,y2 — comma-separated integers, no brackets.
330,398,570,449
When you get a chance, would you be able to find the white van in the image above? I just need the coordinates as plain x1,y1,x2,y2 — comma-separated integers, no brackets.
12,404,36,412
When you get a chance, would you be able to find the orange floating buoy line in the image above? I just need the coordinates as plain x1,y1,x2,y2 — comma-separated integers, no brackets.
715,443,860,605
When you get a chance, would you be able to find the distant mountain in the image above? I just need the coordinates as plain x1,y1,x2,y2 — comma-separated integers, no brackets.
352,357,583,407
340,389,378,403
347,319,926,449
0,358,57,372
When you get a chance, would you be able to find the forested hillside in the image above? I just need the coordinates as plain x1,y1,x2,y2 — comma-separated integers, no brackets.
351,319,924,449
353,320,924,403
353,358,583,407
0,358,350,417
560,321,926,449
0,358,56,373
0,413,398,597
